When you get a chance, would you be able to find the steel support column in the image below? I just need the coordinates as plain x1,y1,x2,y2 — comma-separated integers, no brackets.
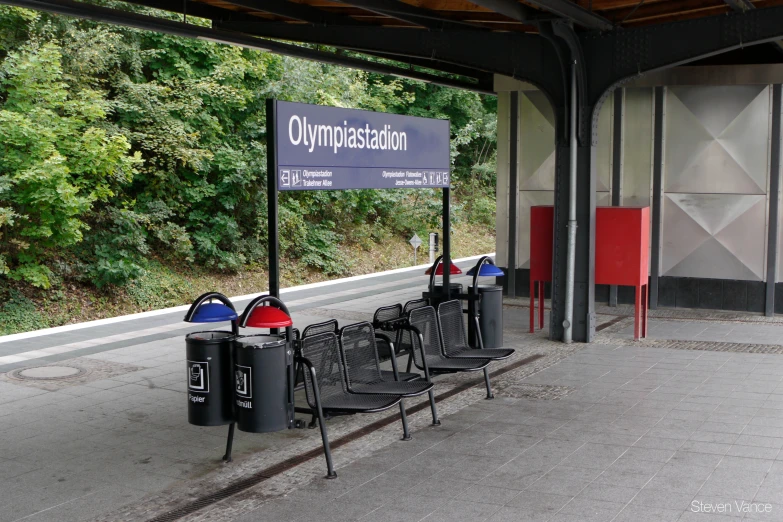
550,108,597,343
766,85,782,316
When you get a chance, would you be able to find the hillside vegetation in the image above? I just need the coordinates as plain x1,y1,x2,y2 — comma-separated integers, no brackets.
0,5,497,334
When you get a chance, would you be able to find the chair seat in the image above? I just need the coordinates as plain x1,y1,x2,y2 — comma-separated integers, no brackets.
423,355,491,372
381,369,420,382
321,392,401,413
352,380,433,397
445,348,515,361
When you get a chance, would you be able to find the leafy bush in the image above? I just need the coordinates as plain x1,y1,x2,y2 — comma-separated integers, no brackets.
0,289,48,334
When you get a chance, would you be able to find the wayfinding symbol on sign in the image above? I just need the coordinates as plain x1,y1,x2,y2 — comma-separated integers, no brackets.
188,361,209,393
280,170,290,187
291,170,302,187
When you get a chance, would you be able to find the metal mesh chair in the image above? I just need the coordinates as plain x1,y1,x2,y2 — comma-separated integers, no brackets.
408,306,496,399
298,332,403,478
340,322,439,427
438,300,514,360
294,320,340,396
372,304,421,382
400,299,430,372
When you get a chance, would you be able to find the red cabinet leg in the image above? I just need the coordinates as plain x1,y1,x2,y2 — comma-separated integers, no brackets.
634,285,641,341
529,278,535,333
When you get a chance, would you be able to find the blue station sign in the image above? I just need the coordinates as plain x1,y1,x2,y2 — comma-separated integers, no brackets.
273,101,451,191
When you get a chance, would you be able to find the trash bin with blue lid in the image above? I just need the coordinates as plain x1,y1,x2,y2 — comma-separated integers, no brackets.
184,293,238,426
466,257,505,349
184,292,239,461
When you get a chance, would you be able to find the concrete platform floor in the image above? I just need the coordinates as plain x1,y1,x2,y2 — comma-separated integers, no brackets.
1,279,783,521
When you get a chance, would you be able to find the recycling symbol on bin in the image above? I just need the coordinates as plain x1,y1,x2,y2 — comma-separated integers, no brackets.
187,361,209,393
235,365,252,398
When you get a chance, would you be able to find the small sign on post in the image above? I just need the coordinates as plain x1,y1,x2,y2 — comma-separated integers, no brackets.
409,233,422,265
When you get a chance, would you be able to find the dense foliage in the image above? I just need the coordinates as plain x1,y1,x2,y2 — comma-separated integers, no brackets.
0,5,497,292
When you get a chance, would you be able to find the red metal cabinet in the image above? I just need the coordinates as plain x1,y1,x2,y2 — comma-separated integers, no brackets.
595,206,650,339
529,206,554,333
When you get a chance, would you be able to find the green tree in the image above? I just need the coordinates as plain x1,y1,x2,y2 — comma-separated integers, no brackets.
0,39,140,288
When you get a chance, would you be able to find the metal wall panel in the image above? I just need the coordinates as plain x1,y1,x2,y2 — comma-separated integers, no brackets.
595,95,613,208
622,88,654,207
662,85,771,282
495,91,510,267
517,91,556,268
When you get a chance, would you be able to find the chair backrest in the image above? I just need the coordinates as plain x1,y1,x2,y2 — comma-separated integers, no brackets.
403,299,429,314
373,304,402,331
302,319,339,339
438,300,470,356
408,306,443,368
299,332,347,409
398,299,429,354
339,322,384,387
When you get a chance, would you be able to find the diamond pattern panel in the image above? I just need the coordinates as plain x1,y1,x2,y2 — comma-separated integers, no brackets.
665,86,769,195
662,194,766,281
662,86,770,282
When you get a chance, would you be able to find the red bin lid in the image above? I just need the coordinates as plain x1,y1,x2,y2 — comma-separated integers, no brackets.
424,263,463,275
244,306,293,328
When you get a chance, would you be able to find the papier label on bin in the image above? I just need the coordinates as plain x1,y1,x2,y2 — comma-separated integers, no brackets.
187,361,209,393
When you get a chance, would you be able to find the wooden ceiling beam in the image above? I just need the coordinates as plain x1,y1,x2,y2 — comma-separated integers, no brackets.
522,0,613,29
607,0,724,24
216,0,363,24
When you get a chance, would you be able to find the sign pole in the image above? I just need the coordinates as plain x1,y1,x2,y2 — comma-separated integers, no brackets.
267,99,280,299
442,187,451,299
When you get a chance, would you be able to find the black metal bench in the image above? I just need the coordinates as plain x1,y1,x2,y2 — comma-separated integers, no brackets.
340,322,440,432
297,332,406,478
406,305,496,399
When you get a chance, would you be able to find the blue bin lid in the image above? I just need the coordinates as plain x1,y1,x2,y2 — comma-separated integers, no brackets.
189,302,238,323
467,263,505,277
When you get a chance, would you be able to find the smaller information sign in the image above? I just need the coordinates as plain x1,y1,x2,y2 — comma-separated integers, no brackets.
274,101,450,191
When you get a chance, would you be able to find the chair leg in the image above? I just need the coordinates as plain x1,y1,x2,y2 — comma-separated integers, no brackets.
308,414,318,429
483,367,494,399
539,282,545,330
406,351,413,373
222,422,235,462
428,389,441,426
399,401,412,441
305,365,336,478
312,405,336,478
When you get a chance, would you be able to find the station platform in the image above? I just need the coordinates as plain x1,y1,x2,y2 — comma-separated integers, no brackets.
1,265,782,522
